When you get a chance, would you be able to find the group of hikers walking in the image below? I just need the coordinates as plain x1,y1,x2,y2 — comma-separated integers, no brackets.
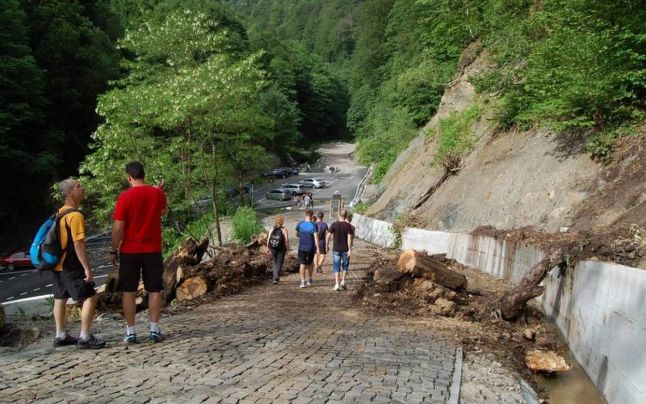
266,209,355,291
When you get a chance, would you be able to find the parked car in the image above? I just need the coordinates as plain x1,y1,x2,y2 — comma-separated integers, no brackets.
1,249,32,271
265,188,292,201
271,167,293,179
282,183,305,195
225,185,251,198
300,178,326,189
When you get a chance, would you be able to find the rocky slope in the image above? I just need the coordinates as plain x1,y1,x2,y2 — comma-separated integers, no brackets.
365,46,645,267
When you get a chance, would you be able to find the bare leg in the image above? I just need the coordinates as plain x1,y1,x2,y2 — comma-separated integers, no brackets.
53,298,67,332
307,264,314,280
80,295,97,335
334,272,340,285
122,292,137,327
148,292,161,323
341,271,347,284
299,264,306,282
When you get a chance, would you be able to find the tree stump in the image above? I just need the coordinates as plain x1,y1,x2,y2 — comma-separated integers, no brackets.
500,250,565,321
161,237,209,305
176,276,208,301
396,249,467,290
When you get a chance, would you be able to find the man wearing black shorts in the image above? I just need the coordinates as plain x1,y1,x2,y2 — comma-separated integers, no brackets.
295,210,320,288
111,162,168,343
52,178,105,348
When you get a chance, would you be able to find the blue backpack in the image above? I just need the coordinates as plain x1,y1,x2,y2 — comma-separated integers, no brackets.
30,208,77,271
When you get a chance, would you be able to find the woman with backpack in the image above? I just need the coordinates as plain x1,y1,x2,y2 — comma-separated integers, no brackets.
266,215,289,284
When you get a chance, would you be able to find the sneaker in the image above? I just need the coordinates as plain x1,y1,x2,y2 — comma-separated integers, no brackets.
306,280,313,287
124,333,138,344
333,284,340,291
53,334,78,347
300,281,306,288
77,335,106,349
273,280,278,284
341,282,347,290
148,331,165,343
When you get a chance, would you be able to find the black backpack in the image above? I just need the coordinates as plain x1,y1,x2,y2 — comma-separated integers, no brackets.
268,226,285,250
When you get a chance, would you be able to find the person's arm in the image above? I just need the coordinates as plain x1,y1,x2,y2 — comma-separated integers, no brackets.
347,233,353,258
111,220,125,265
159,188,169,216
74,240,93,282
326,225,332,247
283,228,290,250
314,229,320,253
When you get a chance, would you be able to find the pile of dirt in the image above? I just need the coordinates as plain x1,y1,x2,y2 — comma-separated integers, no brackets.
472,222,645,268
357,250,568,393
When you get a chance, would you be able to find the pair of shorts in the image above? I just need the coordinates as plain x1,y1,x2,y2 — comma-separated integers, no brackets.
298,249,316,265
117,252,163,292
52,269,96,301
332,251,350,273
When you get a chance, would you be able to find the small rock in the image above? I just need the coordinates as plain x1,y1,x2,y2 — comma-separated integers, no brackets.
535,336,557,350
523,328,536,341
429,285,447,301
525,350,571,373
434,298,457,316
445,290,457,301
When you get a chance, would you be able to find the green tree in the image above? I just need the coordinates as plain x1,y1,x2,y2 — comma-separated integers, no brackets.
81,8,271,247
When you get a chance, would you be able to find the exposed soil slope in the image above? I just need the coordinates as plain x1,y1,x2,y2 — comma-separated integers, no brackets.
367,46,645,267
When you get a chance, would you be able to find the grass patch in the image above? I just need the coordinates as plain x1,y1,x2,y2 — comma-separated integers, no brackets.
429,104,482,166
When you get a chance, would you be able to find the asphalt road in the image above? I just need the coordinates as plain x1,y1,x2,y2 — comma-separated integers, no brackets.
0,237,114,303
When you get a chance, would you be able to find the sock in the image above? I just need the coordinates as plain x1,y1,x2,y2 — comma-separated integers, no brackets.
79,330,90,341
150,322,160,333
56,330,67,339
127,325,136,336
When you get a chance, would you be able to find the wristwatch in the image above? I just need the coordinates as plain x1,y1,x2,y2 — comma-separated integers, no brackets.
110,251,118,255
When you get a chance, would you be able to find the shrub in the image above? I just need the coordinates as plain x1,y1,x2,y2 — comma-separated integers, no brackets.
231,206,263,243
429,104,482,166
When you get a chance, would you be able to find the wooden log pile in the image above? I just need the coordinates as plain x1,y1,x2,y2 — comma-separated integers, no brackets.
370,249,469,316
96,235,289,312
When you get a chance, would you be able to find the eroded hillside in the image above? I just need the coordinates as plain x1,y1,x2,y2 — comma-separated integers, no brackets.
366,46,645,266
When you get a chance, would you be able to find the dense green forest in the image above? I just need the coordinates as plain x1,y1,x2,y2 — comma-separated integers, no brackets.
1,0,644,252
224,0,645,181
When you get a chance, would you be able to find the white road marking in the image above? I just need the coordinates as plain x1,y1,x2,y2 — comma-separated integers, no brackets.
9,277,15,280
6,296,15,300
20,292,27,296
21,273,27,276
46,283,53,287
94,274,109,279
33,288,40,292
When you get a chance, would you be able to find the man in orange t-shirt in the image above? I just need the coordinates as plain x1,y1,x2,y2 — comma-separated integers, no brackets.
51,178,105,349
111,162,168,343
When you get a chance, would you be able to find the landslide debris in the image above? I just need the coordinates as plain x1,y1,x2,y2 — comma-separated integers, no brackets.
96,235,299,313
357,249,569,391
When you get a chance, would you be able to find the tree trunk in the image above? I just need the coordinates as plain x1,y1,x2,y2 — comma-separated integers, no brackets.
161,237,209,305
176,275,208,301
500,250,565,321
396,249,468,290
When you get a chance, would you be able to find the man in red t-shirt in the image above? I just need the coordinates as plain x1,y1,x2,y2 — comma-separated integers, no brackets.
111,161,168,343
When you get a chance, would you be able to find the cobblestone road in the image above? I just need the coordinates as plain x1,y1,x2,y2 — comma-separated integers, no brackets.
0,226,458,403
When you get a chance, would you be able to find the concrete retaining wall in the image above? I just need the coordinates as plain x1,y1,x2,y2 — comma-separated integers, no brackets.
351,214,646,404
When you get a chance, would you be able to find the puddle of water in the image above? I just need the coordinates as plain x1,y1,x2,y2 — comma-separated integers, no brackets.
535,349,606,404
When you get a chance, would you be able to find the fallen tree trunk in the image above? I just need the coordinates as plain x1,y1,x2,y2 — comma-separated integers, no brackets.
161,237,209,305
396,249,467,290
176,275,208,301
500,250,566,321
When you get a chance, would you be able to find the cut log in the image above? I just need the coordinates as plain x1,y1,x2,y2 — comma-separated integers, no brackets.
161,237,209,305
500,250,565,321
176,276,208,301
245,232,268,249
396,249,467,290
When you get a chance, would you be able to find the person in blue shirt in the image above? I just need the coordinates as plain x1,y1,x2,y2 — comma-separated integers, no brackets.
295,210,320,288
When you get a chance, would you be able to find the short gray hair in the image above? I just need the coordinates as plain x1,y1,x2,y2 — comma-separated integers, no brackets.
59,178,77,200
